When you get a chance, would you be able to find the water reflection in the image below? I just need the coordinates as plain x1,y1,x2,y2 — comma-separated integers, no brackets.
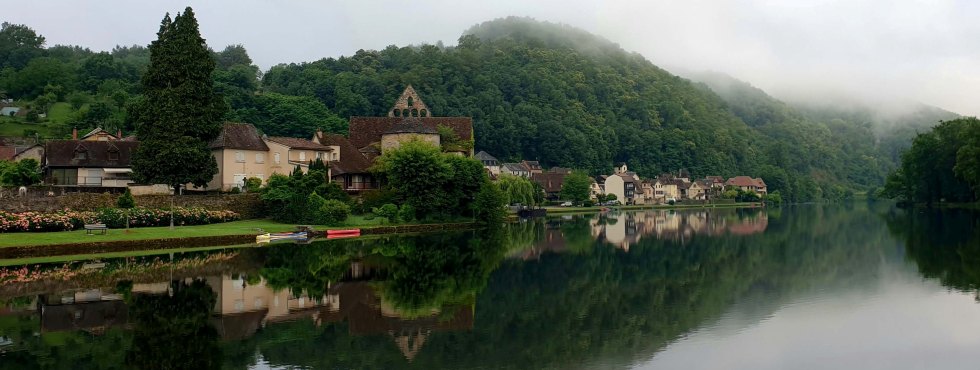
1,205,980,369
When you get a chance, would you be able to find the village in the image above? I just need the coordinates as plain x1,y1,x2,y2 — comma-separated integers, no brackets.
1,85,767,207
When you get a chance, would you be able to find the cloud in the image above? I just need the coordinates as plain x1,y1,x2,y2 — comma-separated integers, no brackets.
5,0,979,115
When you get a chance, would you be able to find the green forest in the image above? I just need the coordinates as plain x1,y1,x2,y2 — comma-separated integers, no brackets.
0,16,961,202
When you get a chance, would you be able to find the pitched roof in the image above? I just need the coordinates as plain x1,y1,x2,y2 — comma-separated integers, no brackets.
502,163,528,173
475,151,498,162
209,122,269,151
265,136,331,151
531,172,567,193
80,127,118,140
44,140,139,168
317,133,373,176
521,160,542,170
548,167,572,174
348,117,472,151
726,176,766,187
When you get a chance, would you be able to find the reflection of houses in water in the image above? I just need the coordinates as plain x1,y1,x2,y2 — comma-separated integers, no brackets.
595,210,769,249
513,210,771,256
38,289,127,334
3,262,472,362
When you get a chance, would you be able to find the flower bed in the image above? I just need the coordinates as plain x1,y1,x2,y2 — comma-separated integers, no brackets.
0,207,240,232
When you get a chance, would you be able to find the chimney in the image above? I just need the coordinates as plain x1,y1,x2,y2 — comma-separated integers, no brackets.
117,129,122,139
72,128,77,140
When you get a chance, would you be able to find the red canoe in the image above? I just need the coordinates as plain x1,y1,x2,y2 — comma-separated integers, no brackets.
326,229,361,235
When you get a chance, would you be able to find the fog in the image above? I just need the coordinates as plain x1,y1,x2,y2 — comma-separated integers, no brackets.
6,0,979,116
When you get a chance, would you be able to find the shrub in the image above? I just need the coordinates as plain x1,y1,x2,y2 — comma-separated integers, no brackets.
315,199,350,225
116,189,136,209
306,192,328,223
473,181,506,224
244,177,262,193
230,187,241,194
398,204,416,223
373,203,399,224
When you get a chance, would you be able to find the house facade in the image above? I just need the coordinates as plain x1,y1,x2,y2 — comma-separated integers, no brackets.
475,151,501,176
501,163,530,178
207,123,272,191
725,176,768,195
44,140,138,187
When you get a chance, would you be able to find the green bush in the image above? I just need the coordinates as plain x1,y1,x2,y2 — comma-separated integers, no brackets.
373,203,399,224
315,199,350,225
398,204,416,223
244,177,262,193
116,189,136,209
306,192,328,222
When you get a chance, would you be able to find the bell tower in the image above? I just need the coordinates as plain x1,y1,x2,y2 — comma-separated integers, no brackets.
388,85,431,118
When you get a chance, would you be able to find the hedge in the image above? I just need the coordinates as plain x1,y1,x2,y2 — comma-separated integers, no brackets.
0,207,240,232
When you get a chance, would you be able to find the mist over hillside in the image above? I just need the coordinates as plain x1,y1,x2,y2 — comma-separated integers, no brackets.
1,16,961,201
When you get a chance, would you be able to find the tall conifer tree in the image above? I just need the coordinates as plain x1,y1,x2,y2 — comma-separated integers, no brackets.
130,7,227,191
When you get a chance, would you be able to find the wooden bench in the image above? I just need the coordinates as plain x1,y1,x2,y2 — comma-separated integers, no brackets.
84,224,108,235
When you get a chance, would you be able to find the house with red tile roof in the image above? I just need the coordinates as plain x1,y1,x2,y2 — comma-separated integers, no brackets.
725,176,767,195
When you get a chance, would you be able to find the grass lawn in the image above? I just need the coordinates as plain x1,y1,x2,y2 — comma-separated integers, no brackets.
46,102,72,123
0,219,295,248
0,120,59,138
0,215,465,248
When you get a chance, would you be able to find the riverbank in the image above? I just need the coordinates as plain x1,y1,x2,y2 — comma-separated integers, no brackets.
541,202,765,214
0,218,477,259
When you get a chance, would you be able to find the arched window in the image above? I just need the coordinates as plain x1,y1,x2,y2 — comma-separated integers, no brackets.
411,109,419,117
407,96,414,107
394,109,401,117
419,109,427,117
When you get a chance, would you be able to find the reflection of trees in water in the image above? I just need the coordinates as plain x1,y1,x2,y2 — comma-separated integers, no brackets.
886,207,980,296
125,279,221,370
221,206,889,370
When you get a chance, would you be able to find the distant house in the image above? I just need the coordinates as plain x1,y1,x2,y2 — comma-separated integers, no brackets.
604,164,642,204
44,140,139,187
475,151,501,176
531,171,567,200
501,163,530,178
589,177,603,200
313,131,377,193
265,136,332,172
725,176,767,195
548,167,572,175
207,122,271,191
521,160,543,174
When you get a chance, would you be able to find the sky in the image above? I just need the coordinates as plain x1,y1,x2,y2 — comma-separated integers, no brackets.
6,0,980,115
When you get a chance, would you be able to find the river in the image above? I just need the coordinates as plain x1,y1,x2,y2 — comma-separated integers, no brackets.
1,203,978,369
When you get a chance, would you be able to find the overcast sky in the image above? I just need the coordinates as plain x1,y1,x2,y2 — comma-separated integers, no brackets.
7,0,980,115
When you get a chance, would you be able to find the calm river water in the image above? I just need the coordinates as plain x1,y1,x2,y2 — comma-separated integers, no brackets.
1,203,979,369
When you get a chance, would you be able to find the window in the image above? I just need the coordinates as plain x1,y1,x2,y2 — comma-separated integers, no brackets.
73,150,87,160
108,150,119,161
299,151,306,161
332,152,338,161
315,152,322,160
256,153,265,163
235,151,245,163
274,152,281,164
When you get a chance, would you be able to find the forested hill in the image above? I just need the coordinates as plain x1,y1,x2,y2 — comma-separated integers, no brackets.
0,17,960,201
687,71,959,191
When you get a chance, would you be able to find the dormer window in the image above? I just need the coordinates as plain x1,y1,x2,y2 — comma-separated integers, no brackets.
74,149,87,160
108,149,119,161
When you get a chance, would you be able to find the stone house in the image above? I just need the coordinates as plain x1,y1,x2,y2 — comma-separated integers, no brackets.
348,85,473,157
521,160,543,175
531,171,567,201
